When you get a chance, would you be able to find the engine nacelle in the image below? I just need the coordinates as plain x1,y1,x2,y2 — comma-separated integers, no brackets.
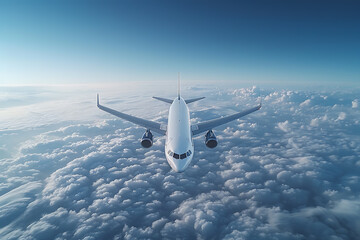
205,130,217,148
141,130,153,148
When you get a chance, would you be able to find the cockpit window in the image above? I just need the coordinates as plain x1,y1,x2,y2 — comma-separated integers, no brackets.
169,150,191,159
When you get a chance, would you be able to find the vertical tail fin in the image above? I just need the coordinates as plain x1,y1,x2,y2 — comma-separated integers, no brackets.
177,72,180,100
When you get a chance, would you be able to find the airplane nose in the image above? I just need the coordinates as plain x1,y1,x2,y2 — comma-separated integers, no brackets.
173,164,186,173
166,153,193,173
172,158,192,173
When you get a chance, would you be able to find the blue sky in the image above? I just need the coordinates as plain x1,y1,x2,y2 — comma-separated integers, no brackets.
0,0,359,86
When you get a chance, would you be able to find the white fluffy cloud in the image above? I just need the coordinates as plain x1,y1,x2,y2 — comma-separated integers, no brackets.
1,85,360,239
352,99,358,108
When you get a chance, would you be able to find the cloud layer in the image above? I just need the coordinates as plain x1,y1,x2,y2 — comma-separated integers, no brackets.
1,86,359,239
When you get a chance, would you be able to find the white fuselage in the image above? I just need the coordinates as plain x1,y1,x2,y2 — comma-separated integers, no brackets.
165,97,194,172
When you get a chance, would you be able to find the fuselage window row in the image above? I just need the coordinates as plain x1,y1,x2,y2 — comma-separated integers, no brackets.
168,150,192,159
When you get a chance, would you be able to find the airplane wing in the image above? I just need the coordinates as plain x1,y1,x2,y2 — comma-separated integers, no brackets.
97,94,166,135
191,104,261,136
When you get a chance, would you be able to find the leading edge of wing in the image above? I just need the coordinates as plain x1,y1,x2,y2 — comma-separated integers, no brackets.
97,94,166,135
191,104,261,136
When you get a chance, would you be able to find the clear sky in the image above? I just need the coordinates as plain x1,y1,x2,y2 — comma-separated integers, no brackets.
0,0,359,87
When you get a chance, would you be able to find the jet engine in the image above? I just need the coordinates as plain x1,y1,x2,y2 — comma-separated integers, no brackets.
141,129,153,148
205,130,217,148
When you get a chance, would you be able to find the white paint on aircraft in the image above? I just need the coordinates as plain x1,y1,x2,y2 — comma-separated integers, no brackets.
97,81,261,172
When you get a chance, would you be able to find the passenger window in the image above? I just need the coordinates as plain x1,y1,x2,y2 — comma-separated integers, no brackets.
173,153,179,159
180,153,187,159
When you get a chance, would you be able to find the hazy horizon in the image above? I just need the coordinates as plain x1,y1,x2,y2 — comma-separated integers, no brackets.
1,1,360,239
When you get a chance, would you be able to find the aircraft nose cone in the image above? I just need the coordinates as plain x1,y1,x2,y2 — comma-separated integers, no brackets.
172,158,192,173
166,152,193,173
173,164,186,173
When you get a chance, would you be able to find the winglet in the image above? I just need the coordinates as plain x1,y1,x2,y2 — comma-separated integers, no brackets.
97,94,100,107
258,96,262,109
177,72,180,100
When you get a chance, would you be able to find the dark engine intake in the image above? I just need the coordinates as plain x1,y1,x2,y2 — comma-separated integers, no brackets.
141,130,153,148
205,130,217,148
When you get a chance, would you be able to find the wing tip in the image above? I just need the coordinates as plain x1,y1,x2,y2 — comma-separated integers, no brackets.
96,93,100,107
259,97,262,109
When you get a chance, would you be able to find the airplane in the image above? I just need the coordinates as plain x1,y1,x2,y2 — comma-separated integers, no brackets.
97,82,261,172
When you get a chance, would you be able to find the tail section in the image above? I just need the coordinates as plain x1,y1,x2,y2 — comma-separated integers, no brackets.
153,96,205,104
185,97,205,104
153,73,205,104
177,72,180,100
153,96,173,104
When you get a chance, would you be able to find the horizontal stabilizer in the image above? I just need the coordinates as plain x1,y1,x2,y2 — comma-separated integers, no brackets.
153,96,173,104
185,97,205,104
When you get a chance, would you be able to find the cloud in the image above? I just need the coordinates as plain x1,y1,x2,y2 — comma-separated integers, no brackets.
300,99,311,107
277,120,290,132
352,99,358,108
310,118,319,127
337,112,346,121
1,86,360,239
